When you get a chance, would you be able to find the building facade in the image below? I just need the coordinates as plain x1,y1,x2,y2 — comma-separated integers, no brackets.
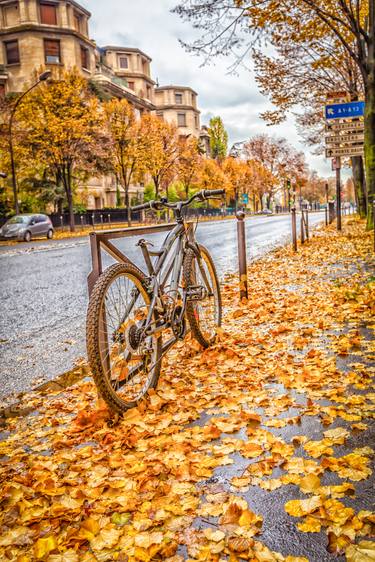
0,0,209,209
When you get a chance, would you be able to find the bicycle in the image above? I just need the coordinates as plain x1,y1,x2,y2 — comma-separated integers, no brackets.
86,189,225,414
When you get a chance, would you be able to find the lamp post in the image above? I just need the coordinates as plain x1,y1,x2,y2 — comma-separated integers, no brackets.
8,70,51,214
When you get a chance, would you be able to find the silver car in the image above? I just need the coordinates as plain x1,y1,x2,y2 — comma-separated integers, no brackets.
0,214,54,242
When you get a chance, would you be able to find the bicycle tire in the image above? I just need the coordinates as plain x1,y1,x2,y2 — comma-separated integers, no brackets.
184,244,222,347
86,262,162,414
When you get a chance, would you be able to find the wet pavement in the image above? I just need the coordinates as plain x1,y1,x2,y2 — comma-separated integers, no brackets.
0,213,324,399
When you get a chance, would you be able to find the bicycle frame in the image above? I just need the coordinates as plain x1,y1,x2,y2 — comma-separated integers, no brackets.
139,221,197,338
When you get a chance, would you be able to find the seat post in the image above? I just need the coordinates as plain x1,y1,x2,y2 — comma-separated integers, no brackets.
137,239,155,275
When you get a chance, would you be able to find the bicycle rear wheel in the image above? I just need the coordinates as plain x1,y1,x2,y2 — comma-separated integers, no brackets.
86,263,162,414
184,244,222,347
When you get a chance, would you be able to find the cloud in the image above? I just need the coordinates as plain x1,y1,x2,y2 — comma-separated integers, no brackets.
80,0,338,177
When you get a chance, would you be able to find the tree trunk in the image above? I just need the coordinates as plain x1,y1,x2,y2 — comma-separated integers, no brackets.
124,182,131,227
61,166,75,232
365,1,375,229
351,156,367,217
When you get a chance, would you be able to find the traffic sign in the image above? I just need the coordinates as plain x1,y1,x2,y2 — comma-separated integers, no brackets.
325,133,364,144
325,101,365,120
241,193,249,204
326,146,364,158
325,121,364,133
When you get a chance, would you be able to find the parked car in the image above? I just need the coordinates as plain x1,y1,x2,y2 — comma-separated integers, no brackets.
0,214,54,242
256,209,273,215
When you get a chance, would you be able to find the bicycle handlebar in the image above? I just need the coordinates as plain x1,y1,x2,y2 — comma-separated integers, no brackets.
131,189,226,213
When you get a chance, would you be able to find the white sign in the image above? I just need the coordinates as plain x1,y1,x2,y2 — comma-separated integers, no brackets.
325,121,364,133
325,146,364,158
325,133,365,144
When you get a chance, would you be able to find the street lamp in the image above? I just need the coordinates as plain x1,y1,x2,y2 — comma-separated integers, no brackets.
8,70,51,214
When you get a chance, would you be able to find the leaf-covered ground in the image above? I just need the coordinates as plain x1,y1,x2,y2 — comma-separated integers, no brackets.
0,218,374,562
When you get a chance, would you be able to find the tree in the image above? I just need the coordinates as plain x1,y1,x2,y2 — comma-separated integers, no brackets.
173,0,374,228
103,98,145,225
222,157,249,210
140,115,179,198
18,69,101,231
243,134,307,209
177,136,202,197
197,158,229,198
208,116,228,161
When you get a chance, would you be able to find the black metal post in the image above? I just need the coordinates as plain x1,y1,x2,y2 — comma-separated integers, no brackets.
236,211,248,300
8,71,51,215
291,207,297,252
336,166,342,231
305,209,309,240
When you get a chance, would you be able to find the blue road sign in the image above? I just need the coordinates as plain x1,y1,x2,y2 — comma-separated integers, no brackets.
241,193,249,204
325,101,365,120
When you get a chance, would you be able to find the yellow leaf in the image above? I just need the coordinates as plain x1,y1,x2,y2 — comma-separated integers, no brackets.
346,540,375,561
297,516,321,533
239,509,262,528
285,496,322,517
34,536,57,559
299,474,321,494
203,528,225,542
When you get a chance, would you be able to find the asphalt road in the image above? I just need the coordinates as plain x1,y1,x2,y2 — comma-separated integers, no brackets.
0,213,324,399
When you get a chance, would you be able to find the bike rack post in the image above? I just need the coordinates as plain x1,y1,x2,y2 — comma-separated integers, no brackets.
325,207,328,226
291,207,297,252
236,211,248,300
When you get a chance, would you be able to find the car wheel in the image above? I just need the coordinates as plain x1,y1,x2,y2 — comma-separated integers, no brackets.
47,229,54,239
24,231,31,242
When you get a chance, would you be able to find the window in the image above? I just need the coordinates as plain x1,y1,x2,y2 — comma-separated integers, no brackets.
5,40,20,64
118,56,128,69
194,114,199,128
175,92,183,104
146,85,151,99
127,81,134,90
40,2,57,25
74,11,82,32
4,3,19,27
44,39,60,64
177,112,186,127
156,111,164,121
80,46,89,70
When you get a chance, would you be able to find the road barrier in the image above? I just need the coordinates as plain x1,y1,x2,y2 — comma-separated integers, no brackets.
236,211,248,300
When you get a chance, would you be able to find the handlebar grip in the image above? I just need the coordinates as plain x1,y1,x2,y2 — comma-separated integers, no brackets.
131,202,152,212
203,189,226,198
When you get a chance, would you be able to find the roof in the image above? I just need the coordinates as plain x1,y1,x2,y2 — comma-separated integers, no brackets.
67,0,91,18
102,46,152,62
156,85,198,95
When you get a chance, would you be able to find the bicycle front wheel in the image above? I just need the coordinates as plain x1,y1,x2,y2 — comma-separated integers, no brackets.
86,263,162,414
184,244,222,347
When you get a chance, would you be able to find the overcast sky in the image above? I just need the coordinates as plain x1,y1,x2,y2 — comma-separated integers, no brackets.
81,0,334,178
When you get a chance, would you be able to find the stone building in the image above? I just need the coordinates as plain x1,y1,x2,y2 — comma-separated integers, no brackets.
0,0,96,94
0,0,210,209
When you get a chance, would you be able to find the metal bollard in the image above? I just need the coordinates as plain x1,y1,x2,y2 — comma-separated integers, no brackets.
236,211,248,300
92,213,95,230
305,209,309,240
291,207,297,252
301,213,305,244
325,207,328,226
108,213,111,227
60,215,63,230
100,214,103,228
80,215,84,229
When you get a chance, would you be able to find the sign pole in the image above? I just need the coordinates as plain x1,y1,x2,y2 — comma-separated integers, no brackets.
336,160,342,231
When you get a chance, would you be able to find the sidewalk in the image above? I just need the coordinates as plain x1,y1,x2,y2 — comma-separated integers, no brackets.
0,218,374,562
